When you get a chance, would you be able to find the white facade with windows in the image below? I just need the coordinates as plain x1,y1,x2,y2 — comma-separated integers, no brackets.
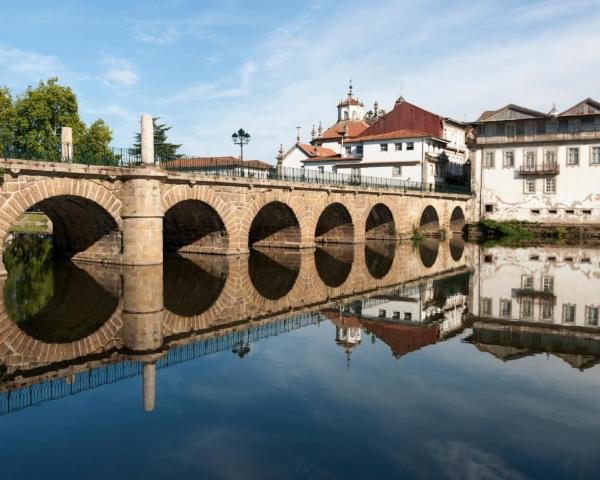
470,99,600,222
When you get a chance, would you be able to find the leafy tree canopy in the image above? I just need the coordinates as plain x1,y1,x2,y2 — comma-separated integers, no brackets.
0,78,113,160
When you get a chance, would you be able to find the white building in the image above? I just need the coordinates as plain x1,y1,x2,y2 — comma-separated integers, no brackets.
469,98,600,223
281,88,469,188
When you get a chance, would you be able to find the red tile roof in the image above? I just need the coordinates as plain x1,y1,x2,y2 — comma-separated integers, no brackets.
360,99,445,138
302,154,343,163
345,128,437,143
297,143,337,157
337,98,364,107
319,120,369,140
164,156,272,170
362,320,439,359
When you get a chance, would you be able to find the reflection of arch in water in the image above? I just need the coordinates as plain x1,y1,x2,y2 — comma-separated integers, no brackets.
419,239,440,268
365,241,396,279
450,206,466,234
366,203,395,240
164,200,228,253
419,206,440,236
315,245,354,287
249,201,301,248
163,254,228,317
4,260,119,343
315,203,354,244
249,249,300,300
449,236,465,262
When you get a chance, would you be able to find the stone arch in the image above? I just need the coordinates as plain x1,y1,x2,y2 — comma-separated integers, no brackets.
419,239,440,268
0,178,122,264
248,201,301,248
365,203,396,240
249,249,300,300
315,202,354,244
419,205,440,236
164,200,228,254
450,206,466,234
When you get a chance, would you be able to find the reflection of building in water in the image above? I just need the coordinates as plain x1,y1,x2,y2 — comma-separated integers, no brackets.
469,246,600,370
324,309,362,368
358,272,469,339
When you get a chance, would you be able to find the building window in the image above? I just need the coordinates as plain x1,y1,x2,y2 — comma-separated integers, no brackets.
407,142,414,150
541,301,554,321
485,124,496,136
567,147,579,165
524,150,536,169
542,276,554,293
332,166,338,174
485,204,495,213
591,146,600,165
392,311,400,320
520,298,534,319
392,165,402,176
562,304,576,323
395,143,403,151
525,122,537,135
380,143,388,152
505,123,516,136
568,118,581,133
524,179,536,193
482,298,492,316
595,118,600,132
546,120,558,134
544,149,557,168
500,299,512,317
378,309,386,318
345,146,351,155
522,275,534,290
404,312,412,321
356,145,363,155
317,166,324,173
503,150,515,167
586,306,599,326
484,151,495,168
545,177,556,194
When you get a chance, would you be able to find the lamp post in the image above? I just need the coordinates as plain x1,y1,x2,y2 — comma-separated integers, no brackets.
232,128,250,174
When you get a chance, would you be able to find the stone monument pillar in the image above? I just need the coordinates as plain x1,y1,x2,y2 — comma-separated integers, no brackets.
61,127,73,162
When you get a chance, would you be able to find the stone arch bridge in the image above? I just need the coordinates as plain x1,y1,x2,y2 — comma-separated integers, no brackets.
0,159,471,272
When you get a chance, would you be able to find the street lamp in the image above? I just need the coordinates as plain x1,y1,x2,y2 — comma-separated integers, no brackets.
232,128,250,173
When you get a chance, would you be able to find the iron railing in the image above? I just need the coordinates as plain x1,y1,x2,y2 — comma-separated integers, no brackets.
160,158,471,195
1,146,141,167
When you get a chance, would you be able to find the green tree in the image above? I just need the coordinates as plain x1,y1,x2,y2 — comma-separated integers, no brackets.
0,87,16,155
131,117,182,161
4,78,113,161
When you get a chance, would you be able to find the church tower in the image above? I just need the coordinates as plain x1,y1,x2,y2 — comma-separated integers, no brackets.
337,80,365,122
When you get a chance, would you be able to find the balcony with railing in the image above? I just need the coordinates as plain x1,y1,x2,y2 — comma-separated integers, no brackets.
519,163,560,176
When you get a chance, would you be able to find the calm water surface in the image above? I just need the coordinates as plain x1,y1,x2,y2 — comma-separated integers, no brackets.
1,237,600,479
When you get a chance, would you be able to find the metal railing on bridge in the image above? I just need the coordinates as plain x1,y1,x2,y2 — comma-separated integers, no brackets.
1,146,141,167
160,157,471,195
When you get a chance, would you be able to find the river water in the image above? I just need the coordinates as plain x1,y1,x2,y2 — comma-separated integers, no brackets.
1,236,600,479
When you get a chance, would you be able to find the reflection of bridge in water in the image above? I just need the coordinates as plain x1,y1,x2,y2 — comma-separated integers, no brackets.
0,239,470,415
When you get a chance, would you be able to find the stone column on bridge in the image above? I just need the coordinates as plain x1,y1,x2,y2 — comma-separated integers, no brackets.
121,265,164,412
61,127,73,162
121,115,165,266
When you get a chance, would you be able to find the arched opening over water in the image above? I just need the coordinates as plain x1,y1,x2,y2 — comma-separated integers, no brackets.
164,200,228,254
249,201,301,248
248,250,300,300
419,206,440,236
315,203,354,244
419,239,440,268
163,254,228,317
450,206,466,234
365,242,395,279
449,236,465,262
9,195,121,260
366,204,395,240
315,245,354,288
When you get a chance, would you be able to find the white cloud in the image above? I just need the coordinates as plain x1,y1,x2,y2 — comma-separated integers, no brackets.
240,61,257,90
134,22,180,45
100,55,138,88
0,46,64,78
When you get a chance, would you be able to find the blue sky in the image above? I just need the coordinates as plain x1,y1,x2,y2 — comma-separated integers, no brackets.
1,0,600,160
